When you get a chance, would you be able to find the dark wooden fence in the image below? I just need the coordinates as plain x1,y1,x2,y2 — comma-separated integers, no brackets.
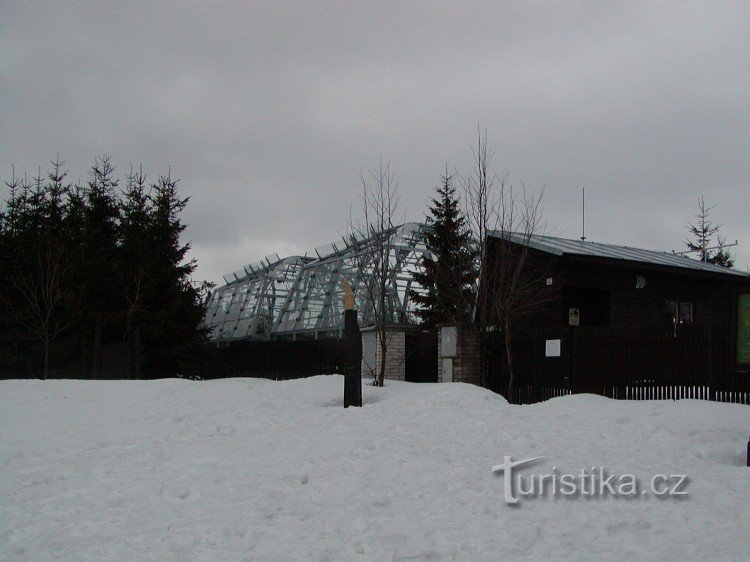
487,326,750,405
201,339,343,380
201,330,439,382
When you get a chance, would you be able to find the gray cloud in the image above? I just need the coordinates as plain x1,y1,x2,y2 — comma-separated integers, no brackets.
2,1,748,283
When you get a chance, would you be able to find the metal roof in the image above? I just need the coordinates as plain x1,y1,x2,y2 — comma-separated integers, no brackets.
489,231,750,278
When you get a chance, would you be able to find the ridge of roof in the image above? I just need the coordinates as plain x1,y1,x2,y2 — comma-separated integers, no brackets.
488,231,749,277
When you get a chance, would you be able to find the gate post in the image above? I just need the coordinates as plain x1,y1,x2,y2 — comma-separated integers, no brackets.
438,324,481,386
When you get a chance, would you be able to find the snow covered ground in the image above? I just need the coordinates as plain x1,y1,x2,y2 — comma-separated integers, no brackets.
1,376,749,560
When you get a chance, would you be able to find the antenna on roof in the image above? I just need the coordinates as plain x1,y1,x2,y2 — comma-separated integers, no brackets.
673,240,739,256
580,187,586,241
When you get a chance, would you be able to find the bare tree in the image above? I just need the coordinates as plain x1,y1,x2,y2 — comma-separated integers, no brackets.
348,159,402,387
10,237,77,379
4,160,79,379
460,126,551,396
460,128,499,338
459,127,504,388
487,185,550,397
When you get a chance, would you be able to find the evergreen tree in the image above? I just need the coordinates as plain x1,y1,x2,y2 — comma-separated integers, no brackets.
118,165,152,377
81,155,121,378
708,236,735,268
140,173,207,375
0,170,21,371
2,161,78,377
411,172,477,327
685,196,735,268
2,156,209,379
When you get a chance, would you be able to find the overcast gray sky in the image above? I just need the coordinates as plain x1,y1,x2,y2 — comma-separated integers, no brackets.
2,1,748,284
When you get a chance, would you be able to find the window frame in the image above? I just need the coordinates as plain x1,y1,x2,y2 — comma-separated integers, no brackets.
665,298,695,335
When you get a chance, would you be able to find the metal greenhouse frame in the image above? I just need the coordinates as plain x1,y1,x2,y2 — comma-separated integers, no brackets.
203,222,431,342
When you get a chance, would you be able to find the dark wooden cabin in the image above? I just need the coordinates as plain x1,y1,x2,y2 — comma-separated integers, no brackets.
485,232,750,404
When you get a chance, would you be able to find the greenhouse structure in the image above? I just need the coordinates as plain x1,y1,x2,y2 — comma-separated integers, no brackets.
203,223,431,342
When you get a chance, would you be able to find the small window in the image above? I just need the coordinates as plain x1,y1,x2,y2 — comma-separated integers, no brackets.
678,302,693,324
666,300,694,334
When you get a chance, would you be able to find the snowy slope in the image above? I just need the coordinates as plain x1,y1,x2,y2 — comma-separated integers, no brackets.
1,376,749,560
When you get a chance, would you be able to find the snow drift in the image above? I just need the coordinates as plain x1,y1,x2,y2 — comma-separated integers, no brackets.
1,376,749,560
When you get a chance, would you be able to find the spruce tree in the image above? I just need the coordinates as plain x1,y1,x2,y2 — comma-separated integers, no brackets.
2,157,209,378
0,171,22,371
140,173,207,375
684,196,735,268
80,155,121,377
411,172,477,327
118,165,152,377
709,236,735,268
2,161,77,377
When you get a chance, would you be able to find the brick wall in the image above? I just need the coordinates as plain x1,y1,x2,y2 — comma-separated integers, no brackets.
379,330,406,381
453,326,480,385
438,324,481,386
362,328,406,381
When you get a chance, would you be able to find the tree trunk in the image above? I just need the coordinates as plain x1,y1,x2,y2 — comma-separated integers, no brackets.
504,321,514,399
377,285,387,387
132,326,143,380
43,336,50,380
92,314,103,379
377,329,386,387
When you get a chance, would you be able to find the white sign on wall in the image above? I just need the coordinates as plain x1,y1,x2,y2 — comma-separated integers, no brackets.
545,339,561,357
441,326,457,358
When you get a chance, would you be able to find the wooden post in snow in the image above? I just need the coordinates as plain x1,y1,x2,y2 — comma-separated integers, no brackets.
342,277,362,407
